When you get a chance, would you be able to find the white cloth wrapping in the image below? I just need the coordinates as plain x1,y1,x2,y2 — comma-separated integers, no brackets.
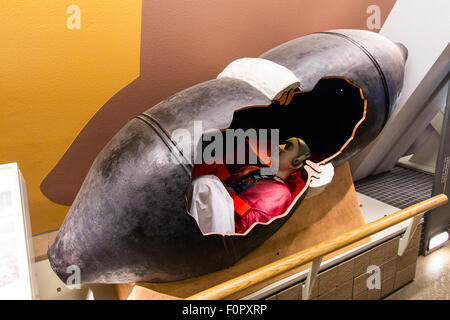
188,175,235,234
217,57,300,101
309,163,334,188
305,162,335,199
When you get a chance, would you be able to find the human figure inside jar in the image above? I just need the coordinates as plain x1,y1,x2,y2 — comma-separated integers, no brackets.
188,137,311,235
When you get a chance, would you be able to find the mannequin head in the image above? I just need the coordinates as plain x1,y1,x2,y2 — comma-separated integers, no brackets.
277,137,310,180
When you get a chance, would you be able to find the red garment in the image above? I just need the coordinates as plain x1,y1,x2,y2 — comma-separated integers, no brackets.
190,137,297,234
233,176,292,234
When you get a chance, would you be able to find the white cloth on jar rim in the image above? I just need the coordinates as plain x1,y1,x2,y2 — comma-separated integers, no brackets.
217,57,300,101
188,174,235,235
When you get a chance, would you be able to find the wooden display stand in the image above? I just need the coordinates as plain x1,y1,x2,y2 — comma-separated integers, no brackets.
116,162,369,300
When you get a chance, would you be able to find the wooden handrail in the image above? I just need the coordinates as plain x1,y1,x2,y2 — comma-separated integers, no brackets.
186,194,448,300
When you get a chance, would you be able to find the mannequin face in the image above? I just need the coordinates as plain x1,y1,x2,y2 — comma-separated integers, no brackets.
278,137,310,173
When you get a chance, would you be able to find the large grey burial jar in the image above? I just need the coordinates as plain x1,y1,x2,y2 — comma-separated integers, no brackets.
48,29,407,283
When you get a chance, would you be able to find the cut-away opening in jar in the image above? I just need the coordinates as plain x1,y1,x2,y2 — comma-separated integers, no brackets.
188,77,367,236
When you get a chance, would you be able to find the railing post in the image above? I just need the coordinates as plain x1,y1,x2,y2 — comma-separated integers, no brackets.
302,256,322,300
398,214,423,256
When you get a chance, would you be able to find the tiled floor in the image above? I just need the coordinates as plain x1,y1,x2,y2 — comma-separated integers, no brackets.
384,240,450,300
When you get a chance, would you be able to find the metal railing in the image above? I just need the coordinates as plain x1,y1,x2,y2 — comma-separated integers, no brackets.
186,194,448,300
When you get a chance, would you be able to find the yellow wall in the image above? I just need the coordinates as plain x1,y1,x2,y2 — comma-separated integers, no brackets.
0,0,395,236
0,1,141,234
